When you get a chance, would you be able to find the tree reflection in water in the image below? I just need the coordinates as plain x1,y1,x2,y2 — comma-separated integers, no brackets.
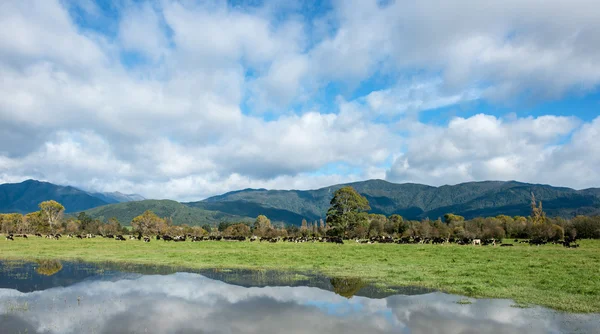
330,277,366,298
35,260,63,276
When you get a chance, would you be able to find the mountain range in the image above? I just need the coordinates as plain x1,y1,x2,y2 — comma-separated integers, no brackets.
1,179,599,226
0,180,143,214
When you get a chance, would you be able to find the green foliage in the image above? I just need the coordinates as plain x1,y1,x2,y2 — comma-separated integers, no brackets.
444,213,464,224
367,214,386,237
39,200,64,229
190,180,600,225
84,200,252,227
326,186,370,236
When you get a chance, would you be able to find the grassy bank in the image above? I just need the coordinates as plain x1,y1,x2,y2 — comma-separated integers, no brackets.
1,236,599,313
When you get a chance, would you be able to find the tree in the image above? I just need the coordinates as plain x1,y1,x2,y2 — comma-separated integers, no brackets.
326,186,370,236
39,200,65,230
368,214,386,237
347,212,369,239
444,214,464,225
77,212,94,232
254,215,272,230
131,210,165,235
0,213,23,234
224,223,251,237
65,219,80,234
385,214,404,235
530,193,546,225
103,217,122,235
24,211,48,234
202,224,212,233
218,221,232,232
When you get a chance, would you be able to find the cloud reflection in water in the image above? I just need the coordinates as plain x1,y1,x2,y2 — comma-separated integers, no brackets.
0,272,597,334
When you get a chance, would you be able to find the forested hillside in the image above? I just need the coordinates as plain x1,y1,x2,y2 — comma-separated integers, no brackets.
189,180,600,225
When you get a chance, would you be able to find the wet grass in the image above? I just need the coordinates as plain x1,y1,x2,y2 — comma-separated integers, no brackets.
1,236,599,313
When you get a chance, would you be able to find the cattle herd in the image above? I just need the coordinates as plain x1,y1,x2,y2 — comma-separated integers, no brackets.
2,232,580,248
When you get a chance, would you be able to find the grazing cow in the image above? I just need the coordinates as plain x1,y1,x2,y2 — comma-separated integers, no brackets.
482,239,496,246
129,235,137,240
500,244,514,247
35,233,42,237
22,234,28,239
162,235,173,242
6,235,14,241
173,235,186,242
143,237,150,243
115,235,126,241
472,239,481,246
529,238,547,246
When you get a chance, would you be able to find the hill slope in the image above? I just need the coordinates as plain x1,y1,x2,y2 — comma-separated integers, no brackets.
88,192,145,204
188,180,600,224
84,200,252,226
0,180,109,213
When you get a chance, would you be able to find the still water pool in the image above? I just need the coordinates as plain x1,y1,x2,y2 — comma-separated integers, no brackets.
0,260,598,333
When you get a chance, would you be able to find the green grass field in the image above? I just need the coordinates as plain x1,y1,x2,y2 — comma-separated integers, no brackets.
1,236,599,313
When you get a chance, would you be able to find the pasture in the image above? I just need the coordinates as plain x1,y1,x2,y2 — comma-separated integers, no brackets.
1,235,599,313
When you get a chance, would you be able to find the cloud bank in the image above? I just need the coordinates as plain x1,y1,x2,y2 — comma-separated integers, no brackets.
1,0,599,200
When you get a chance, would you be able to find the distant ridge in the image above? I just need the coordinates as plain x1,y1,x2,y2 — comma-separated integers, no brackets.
2,179,600,226
188,179,600,225
0,179,109,213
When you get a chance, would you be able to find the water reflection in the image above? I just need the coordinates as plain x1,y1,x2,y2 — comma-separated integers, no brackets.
35,259,63,276
330,277,366,298
0,261,598,334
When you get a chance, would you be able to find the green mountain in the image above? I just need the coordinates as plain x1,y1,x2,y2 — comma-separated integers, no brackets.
3,179,600,226
84,199,251,226
0,179,109,213
188,180,600,224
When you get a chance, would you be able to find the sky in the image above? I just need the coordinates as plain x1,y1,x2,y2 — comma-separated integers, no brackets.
0,0,599,201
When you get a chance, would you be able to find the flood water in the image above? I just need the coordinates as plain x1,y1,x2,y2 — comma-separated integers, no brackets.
0,260,598,333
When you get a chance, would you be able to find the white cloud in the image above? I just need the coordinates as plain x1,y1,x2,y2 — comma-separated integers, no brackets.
118,2,168,61
0,0,599,201
386,114,593,188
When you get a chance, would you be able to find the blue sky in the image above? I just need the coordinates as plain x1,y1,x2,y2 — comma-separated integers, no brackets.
0,0,599,200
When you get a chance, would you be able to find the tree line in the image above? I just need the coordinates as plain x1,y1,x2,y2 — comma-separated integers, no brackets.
2,188,600,241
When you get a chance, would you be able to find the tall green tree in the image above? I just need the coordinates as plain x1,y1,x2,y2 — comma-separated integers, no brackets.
39,200,65,230
77,212,94,232
326,186,370,236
